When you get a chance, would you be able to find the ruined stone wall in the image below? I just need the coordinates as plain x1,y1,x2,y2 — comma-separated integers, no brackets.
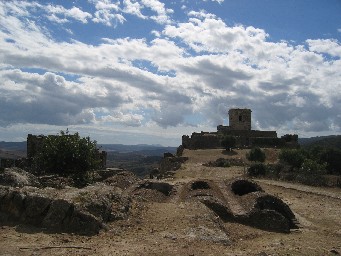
182,133,220,149
220,130,277,138
228,108,252,130
182,108,298,150
27,134,44,159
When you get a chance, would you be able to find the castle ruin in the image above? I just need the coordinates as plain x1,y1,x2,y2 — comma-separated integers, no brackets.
182,108,298,149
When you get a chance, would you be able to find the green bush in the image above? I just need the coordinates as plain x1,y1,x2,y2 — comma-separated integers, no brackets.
221,135,236,151
266,163,285,178
32,130,102,176
247,163,267,177
279,149,307,169
319,148,341,175
300,159,327,175
247,147,266,162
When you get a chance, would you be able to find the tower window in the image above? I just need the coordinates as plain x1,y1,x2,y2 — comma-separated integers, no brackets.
239,115,242,121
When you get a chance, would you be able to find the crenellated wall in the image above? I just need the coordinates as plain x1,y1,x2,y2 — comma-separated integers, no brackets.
182,108,298,149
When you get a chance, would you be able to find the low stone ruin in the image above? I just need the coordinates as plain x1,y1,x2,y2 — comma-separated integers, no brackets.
128,180,175,203
0,168,298,235
0,168,134,235
0,184,131,235
181,178,298,233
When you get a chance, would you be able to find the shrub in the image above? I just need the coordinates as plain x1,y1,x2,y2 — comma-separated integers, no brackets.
279,149,307,169
221,135,236,151
300,159,327,175
319,148,341,175
266,163,285,178
247,147,266,162
32,130,102,177
247,163,267,177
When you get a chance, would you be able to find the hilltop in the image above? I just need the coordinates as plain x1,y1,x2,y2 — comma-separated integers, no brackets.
1,147,340,255
299,135,341,150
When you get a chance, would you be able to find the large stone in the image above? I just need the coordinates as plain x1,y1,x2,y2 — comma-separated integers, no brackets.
42,199,72,230
0,183,131,235
0,168,40,188
23,194,51,225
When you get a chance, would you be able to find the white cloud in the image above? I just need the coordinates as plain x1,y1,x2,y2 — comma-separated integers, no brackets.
100,112,144,127
203,0,224,3
90,0,125,26
123,0,146,19
0,3,340,142
164,11,268,54
46,5,92,24
141,0,173,24
307,39,341,58
122,0,173,24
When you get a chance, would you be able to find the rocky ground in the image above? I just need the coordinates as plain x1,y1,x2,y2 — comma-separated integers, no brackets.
1,149,341,256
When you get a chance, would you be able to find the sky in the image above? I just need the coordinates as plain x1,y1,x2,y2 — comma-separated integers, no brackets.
0,0,341,146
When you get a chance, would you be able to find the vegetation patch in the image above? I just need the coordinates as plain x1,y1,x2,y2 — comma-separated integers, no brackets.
203,158,244,167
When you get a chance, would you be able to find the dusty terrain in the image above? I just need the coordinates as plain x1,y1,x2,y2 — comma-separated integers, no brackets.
1,149,341,255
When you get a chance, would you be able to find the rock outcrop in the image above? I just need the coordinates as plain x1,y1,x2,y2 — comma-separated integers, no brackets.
0,168,40,187
0,184,131,235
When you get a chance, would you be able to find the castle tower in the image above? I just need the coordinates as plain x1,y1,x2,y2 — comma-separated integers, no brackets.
228,108,252,130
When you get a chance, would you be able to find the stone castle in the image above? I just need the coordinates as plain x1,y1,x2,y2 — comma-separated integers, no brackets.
182,108,298,149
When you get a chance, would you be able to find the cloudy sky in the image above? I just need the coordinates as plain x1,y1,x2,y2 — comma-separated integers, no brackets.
0,0,340,146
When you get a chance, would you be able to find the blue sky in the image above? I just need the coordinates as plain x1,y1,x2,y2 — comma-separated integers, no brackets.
0,0,340,146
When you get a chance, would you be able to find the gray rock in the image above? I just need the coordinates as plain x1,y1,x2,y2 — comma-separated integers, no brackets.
0,184,131,235
0,168,40,187
23,194,51,225
42,199,72,230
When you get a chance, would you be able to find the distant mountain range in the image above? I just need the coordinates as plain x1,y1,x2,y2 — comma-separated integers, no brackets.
299,135,341,150
1,135,340,158
99,144,177,155
0,141,177,158
0,141,26,152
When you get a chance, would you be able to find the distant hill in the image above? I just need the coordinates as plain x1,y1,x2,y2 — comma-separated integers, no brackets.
0,141,177,156
101,144,177,178
0,141,27,159
99,144,177,156
0,141,26,151
299,135,341,150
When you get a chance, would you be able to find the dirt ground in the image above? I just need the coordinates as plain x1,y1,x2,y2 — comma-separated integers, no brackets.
1,149,340,256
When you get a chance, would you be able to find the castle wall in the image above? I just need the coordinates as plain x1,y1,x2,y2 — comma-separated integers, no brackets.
228,109,251,130
182,134,220,149
181,108,298,149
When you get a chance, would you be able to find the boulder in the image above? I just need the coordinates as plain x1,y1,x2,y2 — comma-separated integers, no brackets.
0,184,131,235
0,168,40,187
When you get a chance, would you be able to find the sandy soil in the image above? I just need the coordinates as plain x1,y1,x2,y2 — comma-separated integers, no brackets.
1,149,340,256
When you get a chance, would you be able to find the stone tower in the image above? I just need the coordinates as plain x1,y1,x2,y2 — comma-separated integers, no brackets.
228,108,252,130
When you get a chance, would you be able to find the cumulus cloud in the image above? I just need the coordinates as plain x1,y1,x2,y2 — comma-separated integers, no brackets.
203,0,224,3
0,69,131,126
0,1,340,142
164,11,268,53
123,0,146,19
90,0,126,26
306,39,341,58
46,5,92,24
